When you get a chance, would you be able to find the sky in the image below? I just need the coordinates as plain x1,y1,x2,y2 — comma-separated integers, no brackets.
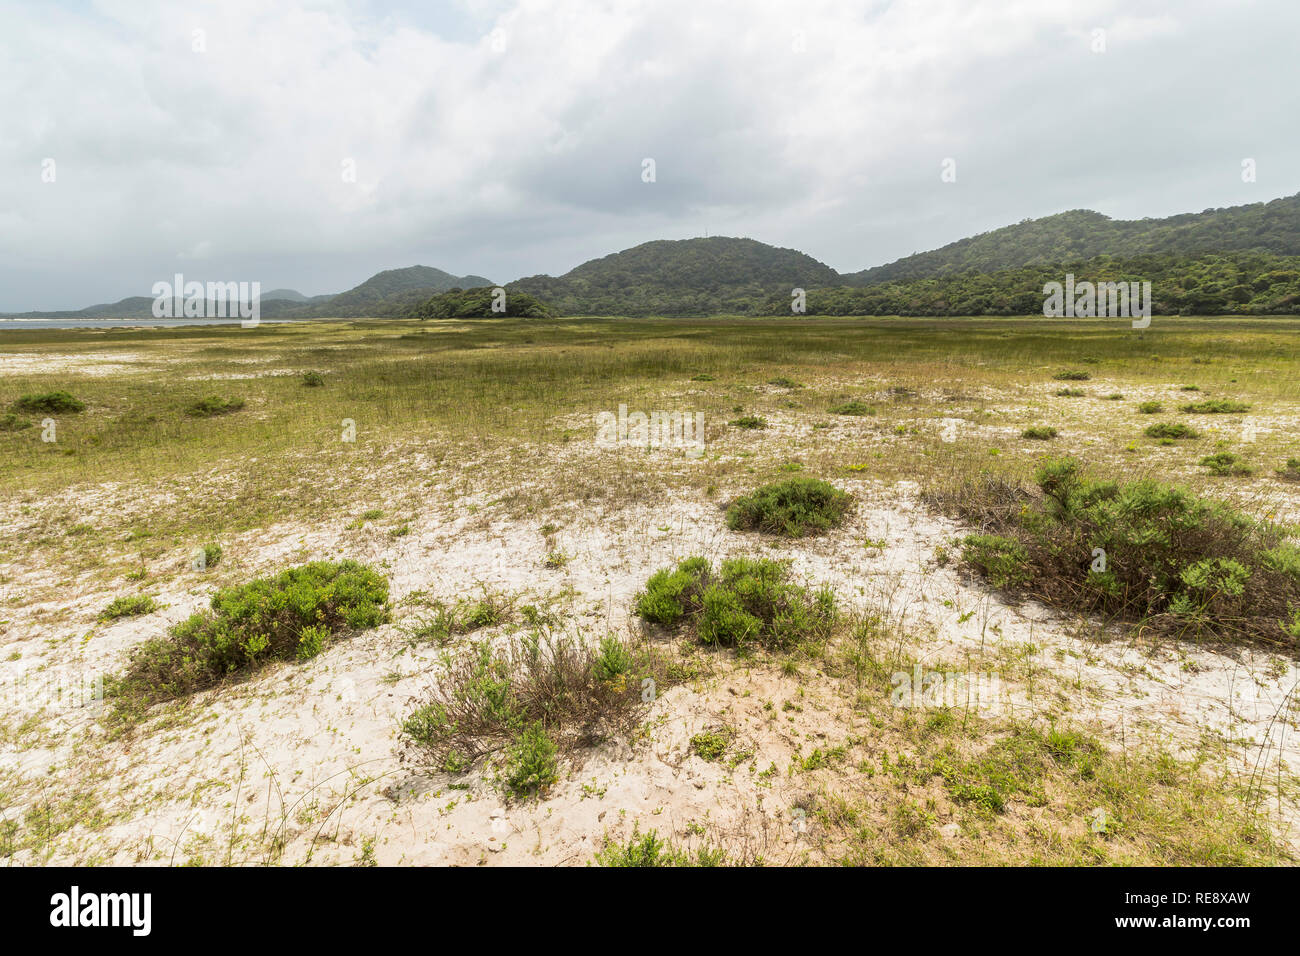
1,0,1298,311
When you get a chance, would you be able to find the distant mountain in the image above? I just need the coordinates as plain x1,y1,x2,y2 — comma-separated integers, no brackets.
322,266,496,316
262,288,316,302
847,193,1300,283
508,237,840,315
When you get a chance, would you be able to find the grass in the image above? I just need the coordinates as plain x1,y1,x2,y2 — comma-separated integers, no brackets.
828,400,875,416
1182,399,1251,414
0,413,33,431
595,826,728,866
186,396,245,417
1144,422,1200,440
634,555,836,650
1053,370,1090,381
725,476,853,537
107,560,390,718
1021,426,1058,440
931,457,1300,647
1200,452,1253,477
1138,401,1163,414
728,415,766,429
301,371,325,387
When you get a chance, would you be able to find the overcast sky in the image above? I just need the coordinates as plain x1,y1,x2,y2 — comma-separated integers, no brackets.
1,0,1298,311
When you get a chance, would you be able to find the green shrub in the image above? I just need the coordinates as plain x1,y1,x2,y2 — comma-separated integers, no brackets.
725,477,853,537
1200,452,1252,476
504,722,559,797
301,371,325,387
99,595,159,621
928,458,1300,646
1021,426,1058,440
1144,422,1199,440
1138,401,1164,414
186,396,245,417
1052,370,1090,381
689,373,716,382
689,727,735,762
0,413,33,431
14,391,84,413
1054,388,1085,397
1278,459,1300,482
108,560,389,715
728,415,767,429
768,377,804,389
198,543,222,569
595,827,728,867
828,401,875,416
634,556,835,650
1182,399,1250,414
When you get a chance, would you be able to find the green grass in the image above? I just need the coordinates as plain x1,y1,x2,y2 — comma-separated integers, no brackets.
1053,370,1090,381
98,594,159,621
1144,422,1200,439
185,396,245,417
828,400,875,416
728,415,766,429
1021,426,1058,440
1183,399,1251,414
13,390,85,413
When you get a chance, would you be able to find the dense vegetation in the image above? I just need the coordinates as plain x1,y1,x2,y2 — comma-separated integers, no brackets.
846,194,1300,282
321,266,496,316
411,287,551,319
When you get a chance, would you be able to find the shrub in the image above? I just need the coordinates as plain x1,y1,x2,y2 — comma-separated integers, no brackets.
767,377,804,389
198,543,222,569
504,723,559,797
690,727,735,762
186,396,245,417
99,595,159,621
725,477,853,537
1200,452,1252,477
1021,426,1058,440
1144,422,1199,440
690,374,716,382
1182,399,1250,414
14,391,84,413
828,401,875,416
595,827,727,867
108,560,389,715
301,371,326,387
1278,459,1300,482
0,413,32,431
927,458,1300,646
634,556,835,650
401,632,669,780
728,415,767,429
1138,401,1164,414
1053,370,1090,381
1054,388,1085,397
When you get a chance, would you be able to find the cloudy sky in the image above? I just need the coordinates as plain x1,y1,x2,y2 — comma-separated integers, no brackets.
1,0,1297,311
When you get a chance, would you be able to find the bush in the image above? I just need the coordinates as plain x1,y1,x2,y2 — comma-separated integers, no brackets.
728,415,766,429
928,458,1300,646
1200,452,1252,477
301,371,325,387
13,391,84,413
690,373,716,382
725,477,853,537
99,595,159,621
186,396,245,417
1054,388,1085,397
828,401,875,416
401,632,669,780
1144,422,1199,440
0,413,32,431
504,722,559,797
768,377,804,389
634,555,835,650
108,560,389,715
198,543,222,569
1278,459,1300,482
1021,426,1058,440
1182,399,1250,414
1053,370,1090,381
1138,401,1164,414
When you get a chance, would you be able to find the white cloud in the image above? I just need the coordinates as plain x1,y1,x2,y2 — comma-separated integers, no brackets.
1,0,1297,310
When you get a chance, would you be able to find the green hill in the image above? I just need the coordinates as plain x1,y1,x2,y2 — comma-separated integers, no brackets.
509,237,840,315
411,287,551,319
848,193,1300,283
323,266,496,316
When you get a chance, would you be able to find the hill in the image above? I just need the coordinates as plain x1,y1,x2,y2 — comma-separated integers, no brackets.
847,193,1300,283
322,266,496,316
509,237,840,315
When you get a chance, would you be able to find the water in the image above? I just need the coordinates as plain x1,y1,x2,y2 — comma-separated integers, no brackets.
0,318,304,330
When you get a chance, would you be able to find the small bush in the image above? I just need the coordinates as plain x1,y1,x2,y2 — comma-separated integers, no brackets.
504,722,559,797
186,396,245,417
108,560,389,716
1103,393,1124,401
14,390,84,413
725,477,853,537
690,373,716,382
1052,370,1090,381
960,535,1031,589
768,377,804,389
1277,459,1300,482
1144,422,1199,440
0,413,33,431
1054,388,1085,397
635,555,835,650
301,371,326,387
1138,401,1163,414
729,415,767,429
198,543,222,569
99,595,159,621
1200,452,1252,477
1182,399,1250,414
690,727,735,762
1021,426,1058,440
828,401,875,416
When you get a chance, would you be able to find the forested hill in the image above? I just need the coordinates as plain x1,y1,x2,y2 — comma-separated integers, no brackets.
508,237,840,315
847,193,1300,283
